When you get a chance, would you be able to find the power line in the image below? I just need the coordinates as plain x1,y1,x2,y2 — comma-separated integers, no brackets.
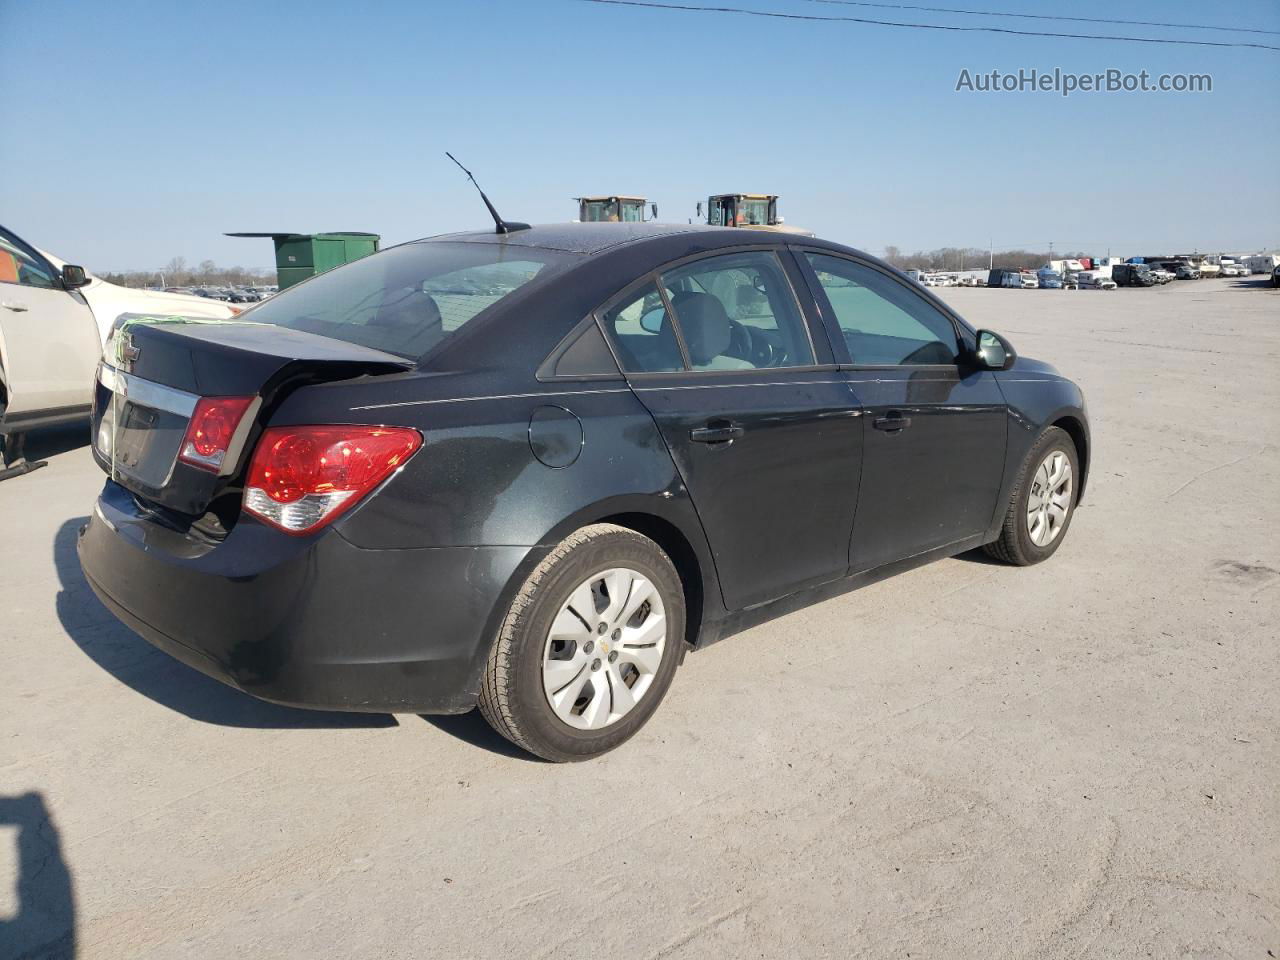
803,0,1280,37
578,0,1280,52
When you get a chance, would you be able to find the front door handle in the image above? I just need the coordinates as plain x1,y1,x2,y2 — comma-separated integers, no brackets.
873,414,912,433
690,422,744,444
1,300,29,312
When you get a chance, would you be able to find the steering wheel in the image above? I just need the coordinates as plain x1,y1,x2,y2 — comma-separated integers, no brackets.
753,329,785,367
726,319,754,363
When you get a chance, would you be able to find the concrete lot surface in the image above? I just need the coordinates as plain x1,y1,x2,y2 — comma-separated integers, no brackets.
2,277,1277,959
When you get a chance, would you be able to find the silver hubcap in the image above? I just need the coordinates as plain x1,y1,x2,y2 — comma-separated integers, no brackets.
541,567,667,731
1026,450,1073,547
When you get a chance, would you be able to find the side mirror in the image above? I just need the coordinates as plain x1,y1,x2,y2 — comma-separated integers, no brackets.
975,329,1016,370
650,203,658,220
696,201,703,219
61,265,90,289
639,306,666,334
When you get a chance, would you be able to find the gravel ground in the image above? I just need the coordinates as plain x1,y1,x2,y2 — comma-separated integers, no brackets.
2,276,1277,959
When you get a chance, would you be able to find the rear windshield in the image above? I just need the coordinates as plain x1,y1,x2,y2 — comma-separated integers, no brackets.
245,241,574,360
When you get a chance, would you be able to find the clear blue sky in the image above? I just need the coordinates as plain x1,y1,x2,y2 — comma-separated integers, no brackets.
2,0,1277,271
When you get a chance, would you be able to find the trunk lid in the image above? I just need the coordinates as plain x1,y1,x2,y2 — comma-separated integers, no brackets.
92,318,413,518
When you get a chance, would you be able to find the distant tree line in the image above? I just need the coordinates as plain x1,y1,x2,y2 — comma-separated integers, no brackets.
99,257,275,289
880,246,1089,273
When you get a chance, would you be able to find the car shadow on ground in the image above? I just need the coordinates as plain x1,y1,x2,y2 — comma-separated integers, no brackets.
954,547,1004,565
418,712,541,762
23,423,91,461
0,791,75,960
1226,277,1276,291
53,516,396,730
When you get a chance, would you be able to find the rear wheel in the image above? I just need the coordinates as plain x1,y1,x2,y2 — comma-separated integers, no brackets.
984,427,1079,566
478,524,685,762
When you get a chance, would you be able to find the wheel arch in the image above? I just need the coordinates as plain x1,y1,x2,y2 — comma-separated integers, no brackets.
1050,414,1089,500
535,494,723,651
597,511,704,651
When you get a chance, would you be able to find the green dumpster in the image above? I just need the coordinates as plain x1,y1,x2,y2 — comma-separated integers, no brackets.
226,231,380,290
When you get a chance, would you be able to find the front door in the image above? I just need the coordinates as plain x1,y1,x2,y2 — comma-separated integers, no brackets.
0,227,100,422
798,251,1007,572
599,248,863,610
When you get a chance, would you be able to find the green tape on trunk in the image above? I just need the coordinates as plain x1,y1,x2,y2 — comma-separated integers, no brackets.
111,315,263,366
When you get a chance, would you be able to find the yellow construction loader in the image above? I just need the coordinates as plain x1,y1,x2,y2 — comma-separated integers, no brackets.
575,196,657,223
699,194,812,236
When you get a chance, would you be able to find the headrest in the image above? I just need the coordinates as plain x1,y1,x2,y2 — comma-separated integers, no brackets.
373,288,442,328
670,291,730,365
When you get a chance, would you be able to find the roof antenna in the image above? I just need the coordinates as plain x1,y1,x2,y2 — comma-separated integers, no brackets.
445,152,530,235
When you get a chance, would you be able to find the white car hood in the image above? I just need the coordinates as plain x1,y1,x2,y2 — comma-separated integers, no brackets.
38,247,237,343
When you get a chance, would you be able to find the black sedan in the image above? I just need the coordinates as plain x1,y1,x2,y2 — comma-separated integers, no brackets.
78,222,1089,761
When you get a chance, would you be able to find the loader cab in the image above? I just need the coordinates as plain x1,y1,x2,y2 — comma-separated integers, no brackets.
701,194,813,236
576,196,655,223
706,194,775,228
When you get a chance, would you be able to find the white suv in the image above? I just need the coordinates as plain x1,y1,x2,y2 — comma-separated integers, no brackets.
0,225,237,478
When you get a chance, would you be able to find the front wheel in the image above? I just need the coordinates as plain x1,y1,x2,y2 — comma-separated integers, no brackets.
984,427,1080,566
478,524,685,762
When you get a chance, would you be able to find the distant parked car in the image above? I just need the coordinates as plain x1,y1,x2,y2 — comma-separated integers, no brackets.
1244,254,1280,275
987,269,1025,289
1220,262,1248,277
0,224,236,475
1174,263,1200,280
227,290,259,304
1077,272,1118,290
1037,268,1066,289
1112,264,1156,287
1272,265,1280,288
1144,265,1175,283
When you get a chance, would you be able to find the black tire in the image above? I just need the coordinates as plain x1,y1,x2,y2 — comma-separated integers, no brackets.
477,523,686,762
984,427,1080,566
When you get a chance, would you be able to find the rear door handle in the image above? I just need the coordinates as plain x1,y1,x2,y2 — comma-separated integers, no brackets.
1,300,29,312
873,414,912,432
690,422,744,444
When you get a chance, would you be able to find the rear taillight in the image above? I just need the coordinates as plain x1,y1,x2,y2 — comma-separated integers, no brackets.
179,396,256,472
242,425,422,535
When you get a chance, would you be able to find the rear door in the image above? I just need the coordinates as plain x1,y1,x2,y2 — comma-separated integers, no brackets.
599,247,863,611
798,251,1007,573
0,227,100,422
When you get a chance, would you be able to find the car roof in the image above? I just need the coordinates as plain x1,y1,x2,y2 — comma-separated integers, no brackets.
415,222,781,256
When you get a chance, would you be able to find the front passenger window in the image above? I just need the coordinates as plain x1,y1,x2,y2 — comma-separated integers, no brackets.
659,251,814,371
805,253,959,366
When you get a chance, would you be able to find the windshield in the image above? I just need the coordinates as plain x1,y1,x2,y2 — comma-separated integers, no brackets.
580,200,615,222
619,201,645,223
739,199,770,225
246,241,573,360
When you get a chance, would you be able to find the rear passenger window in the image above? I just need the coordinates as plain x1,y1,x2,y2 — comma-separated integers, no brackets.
805,253,960,366
659,251,814,370
601,282,684,373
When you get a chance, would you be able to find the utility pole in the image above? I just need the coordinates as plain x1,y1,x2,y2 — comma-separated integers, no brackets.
988,238,993,271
